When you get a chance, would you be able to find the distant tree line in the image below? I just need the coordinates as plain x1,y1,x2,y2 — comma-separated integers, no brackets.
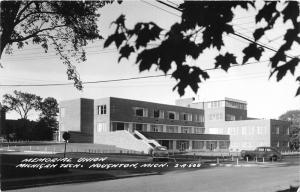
279,110,300,151
1,90,59,141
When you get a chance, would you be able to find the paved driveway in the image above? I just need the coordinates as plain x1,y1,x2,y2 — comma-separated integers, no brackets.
10,163,300,192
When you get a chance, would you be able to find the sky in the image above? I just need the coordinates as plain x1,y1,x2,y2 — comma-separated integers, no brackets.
0,1,299,120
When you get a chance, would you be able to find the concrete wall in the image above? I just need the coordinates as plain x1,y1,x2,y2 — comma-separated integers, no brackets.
93,130,152,153
94,98,110,143
206,119,271,151
59,99,81,132
59,98,94,143
224,119,271,151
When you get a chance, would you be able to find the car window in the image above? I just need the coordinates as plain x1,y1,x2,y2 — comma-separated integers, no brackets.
266,148,272,152
258,148,264,152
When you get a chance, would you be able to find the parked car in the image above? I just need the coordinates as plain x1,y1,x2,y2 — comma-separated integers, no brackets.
241,146,282,161
151,146,169,162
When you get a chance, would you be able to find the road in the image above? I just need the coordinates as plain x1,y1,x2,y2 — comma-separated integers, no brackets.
9,162,300,192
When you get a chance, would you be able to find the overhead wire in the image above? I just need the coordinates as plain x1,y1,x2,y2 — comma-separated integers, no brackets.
154,0,297,60
2,1,296,88
0,59,270,87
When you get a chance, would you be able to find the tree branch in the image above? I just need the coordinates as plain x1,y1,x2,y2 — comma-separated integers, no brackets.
14,2,34,25
15,11,58,26
9,25,67,42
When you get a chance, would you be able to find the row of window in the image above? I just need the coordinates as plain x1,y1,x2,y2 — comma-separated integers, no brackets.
273,126,289,135
206,101,225,109
210,126,268,136
157,140,230,150
225,101,247,110
96,122,205,134
208,113,223,120
206,100,246,110
133,107,204,122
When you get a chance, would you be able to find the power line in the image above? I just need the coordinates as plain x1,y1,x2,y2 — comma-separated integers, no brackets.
140,0,181,17
154,1,297,60
0,60,269,87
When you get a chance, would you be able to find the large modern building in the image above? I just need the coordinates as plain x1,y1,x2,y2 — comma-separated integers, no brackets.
176,97,291,151
59,97,230,153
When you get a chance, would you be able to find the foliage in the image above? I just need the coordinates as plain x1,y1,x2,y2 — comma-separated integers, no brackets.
2,91,59,141
104,1,300,96
62,131,71,141
38,97,59,119
2,90,42,120
4,119,54,141
279,110,300,151
37,97,59,139
279,110,300,124
0,1,115,89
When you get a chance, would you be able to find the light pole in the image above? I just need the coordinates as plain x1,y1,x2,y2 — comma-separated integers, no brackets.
62,132,70,158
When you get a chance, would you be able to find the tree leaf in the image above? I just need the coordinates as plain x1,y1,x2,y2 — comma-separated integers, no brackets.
256,2,277,23
253,28,265,41
114,14,125,26
104,34,115,48
118,45,134,62
242,43,264,64
172,65,209,96
114,33,126,48
272,58,299,81
136,48,160,72
270,46,287,68
296,87,300,97
135,23,162,49
282,1,299,24
284,28,298,46
215,53,237,71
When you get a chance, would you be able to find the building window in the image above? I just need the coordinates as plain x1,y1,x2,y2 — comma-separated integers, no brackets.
226,114,235,121
133,123,147,131
183,113,192,121
134,107,148,117
96,122,107,132
168,111,179,120
242,127,247,135
219,141,229,149
194,127,205,134
286,127,289,135
276,126,280,135
181,126,192,133
150,124,163,132
166,125,178,133
192,141,205,149
60,107,65,118
153,109,164,119
98,105,107,115
111,122,129,131
199,115,204,122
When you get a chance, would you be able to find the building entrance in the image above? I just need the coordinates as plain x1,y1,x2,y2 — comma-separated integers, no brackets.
176,140,189,151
